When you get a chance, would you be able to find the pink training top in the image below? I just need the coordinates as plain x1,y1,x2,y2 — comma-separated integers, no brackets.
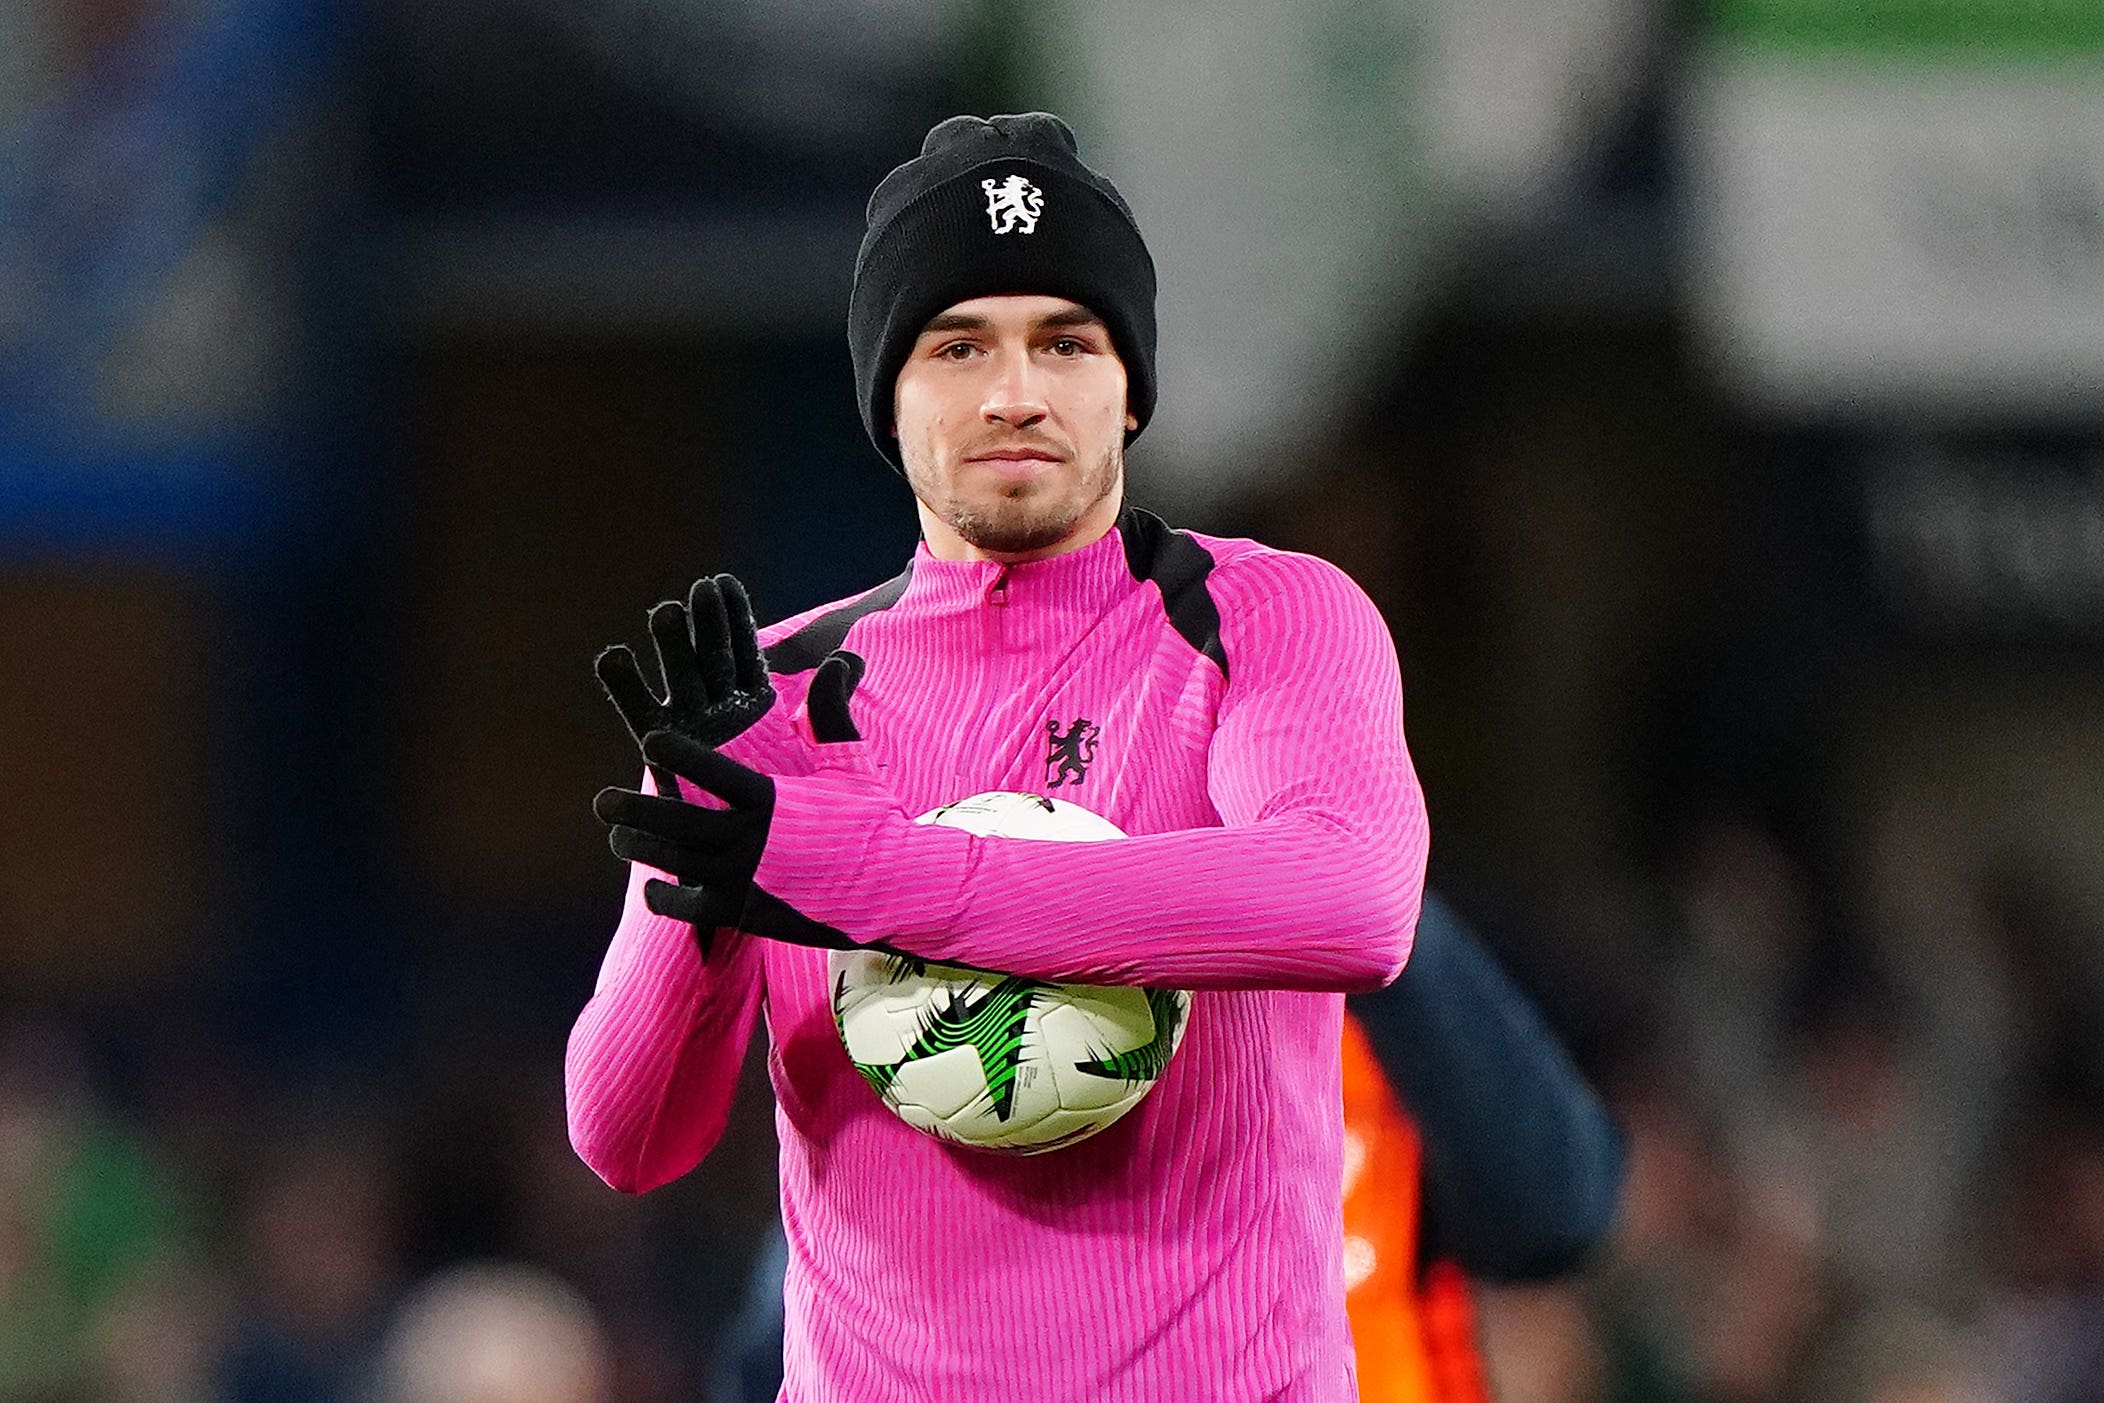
566,508,1429,1402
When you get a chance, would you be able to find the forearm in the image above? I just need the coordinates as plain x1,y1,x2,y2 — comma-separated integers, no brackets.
1351,894,1623,1278
565,863,763,1193
759,783,1427,991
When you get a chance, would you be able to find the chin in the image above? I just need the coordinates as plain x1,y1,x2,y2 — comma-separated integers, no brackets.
955,515,1076,557
948,497,1084,556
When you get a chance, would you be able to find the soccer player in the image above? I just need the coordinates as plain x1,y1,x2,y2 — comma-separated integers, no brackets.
567,112,1430,1401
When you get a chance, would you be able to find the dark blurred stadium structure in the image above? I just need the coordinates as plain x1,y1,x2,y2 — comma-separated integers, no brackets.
3,1,2101,1399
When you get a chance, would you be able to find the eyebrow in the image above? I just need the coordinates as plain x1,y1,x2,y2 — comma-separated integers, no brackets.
917,307,1109,336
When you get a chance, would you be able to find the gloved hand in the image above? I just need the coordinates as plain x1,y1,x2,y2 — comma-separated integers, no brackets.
595,651,883,950
595,575,777,796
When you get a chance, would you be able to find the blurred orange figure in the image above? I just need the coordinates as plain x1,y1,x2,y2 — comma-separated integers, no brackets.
1342,1011,1490,1403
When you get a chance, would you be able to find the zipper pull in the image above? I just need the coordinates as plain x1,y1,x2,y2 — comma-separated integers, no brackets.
990,567,1010,605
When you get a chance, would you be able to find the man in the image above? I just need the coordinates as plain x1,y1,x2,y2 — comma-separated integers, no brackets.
567,113,1429,1401
1340,893,1625,1401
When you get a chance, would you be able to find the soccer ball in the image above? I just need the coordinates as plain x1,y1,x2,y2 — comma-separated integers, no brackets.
829,792,1192,1155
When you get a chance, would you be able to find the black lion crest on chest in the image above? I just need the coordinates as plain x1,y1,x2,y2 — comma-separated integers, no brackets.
1044,718,1101,788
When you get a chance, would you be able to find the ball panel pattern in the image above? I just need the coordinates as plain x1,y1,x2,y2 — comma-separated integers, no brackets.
829,793,1192,1153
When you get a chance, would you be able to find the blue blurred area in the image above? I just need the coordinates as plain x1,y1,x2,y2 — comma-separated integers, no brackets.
0,436,276,556
0,0,355,556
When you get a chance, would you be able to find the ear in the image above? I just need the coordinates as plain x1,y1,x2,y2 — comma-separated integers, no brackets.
1125,410,1139,432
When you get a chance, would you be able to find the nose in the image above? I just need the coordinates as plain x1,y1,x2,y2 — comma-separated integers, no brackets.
980,349,1048,430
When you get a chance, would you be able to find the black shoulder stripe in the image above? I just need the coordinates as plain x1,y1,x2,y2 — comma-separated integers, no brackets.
763,566,913,675
1118,507,1228,680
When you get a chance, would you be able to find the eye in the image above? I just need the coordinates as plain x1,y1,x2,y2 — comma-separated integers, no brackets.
935,340,980,361
1049,337,1088,356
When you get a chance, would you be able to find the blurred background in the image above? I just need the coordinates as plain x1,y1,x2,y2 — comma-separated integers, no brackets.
3,0,2102,1399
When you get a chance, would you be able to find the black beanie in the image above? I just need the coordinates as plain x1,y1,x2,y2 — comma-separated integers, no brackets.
848,113,1158,469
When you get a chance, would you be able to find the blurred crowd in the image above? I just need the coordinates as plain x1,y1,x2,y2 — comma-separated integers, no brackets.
0,1013,641,1403
1529,816,2104,1403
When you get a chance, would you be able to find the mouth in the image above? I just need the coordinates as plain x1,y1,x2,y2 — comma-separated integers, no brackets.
965,448,1064,482
968,448,1063,464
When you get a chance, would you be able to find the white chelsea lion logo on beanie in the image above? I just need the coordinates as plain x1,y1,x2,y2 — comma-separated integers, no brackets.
980,175,1044,234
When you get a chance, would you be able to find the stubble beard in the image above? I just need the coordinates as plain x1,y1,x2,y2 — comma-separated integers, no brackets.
910,439,1125,557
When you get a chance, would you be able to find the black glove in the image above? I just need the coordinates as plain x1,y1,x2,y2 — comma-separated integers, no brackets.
595,651,867,949
595,575,777,797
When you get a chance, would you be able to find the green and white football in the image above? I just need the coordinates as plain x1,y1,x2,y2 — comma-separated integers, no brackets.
828,792,1192,1155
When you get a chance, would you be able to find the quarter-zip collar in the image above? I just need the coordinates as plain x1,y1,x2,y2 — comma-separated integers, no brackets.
898,513,1140,620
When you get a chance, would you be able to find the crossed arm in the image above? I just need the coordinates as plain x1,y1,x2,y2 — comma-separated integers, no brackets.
570,559,1431,1191
597,560,1429,991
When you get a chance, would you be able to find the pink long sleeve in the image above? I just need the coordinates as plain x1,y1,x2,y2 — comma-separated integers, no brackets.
563,793,765,1192
566,511,1429,1401
565,579,918,1193
753,553,1426,990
